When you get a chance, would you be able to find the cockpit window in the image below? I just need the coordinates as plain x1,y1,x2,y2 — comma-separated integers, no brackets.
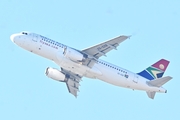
21,32,28,35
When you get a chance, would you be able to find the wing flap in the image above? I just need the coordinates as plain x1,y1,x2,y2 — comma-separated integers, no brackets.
61,69,82,97
66,83,78,97
66,77,81,97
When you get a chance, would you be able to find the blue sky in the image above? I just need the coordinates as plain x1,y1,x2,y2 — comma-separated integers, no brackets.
1,0,180,120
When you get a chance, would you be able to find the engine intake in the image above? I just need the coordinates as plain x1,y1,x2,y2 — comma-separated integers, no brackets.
63,47,87,62
45,67,66,82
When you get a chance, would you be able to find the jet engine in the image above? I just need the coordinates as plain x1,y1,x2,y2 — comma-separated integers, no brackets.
63,47,87,62
45,67,66,82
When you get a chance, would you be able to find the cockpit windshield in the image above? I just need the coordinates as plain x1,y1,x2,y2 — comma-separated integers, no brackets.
21,32,28,35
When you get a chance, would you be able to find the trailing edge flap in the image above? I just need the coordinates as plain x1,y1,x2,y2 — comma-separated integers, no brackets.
146,91,156,99
147,76,172,87
61,68,82,97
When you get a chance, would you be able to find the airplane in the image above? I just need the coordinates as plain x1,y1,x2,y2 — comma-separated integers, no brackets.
10,31,172,99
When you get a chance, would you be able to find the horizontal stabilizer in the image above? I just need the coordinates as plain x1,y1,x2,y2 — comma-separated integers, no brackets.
147,76,172,87
146,91,156,99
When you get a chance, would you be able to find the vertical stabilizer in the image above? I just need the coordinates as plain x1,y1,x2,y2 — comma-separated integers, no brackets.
138,59,170,80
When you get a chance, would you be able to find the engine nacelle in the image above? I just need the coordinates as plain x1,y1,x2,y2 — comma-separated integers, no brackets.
45,67,66,82
63,47,87,62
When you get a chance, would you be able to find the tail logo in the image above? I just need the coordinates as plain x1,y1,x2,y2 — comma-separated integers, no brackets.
137,59,170,80
159,64,165,70
147,66,164,79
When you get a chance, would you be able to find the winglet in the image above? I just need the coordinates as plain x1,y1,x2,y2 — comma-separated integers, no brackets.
128,35,132,39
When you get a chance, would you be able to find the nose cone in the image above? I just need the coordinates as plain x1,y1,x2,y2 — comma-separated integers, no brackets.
10,34,17,43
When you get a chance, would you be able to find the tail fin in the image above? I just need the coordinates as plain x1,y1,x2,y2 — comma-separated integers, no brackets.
138,59,170,80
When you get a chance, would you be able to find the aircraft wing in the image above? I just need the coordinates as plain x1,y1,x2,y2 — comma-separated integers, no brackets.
82,35,130,59
61,68,82,97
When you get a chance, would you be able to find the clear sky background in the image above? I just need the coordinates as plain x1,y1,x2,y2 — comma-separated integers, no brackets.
0,0,179,120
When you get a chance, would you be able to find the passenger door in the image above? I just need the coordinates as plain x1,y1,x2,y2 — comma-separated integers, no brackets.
31,34,41,52
133,74,138,83
32,34,38,42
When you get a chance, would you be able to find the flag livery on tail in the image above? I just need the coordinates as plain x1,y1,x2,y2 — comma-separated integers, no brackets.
138,59,170,80
138,59,171,99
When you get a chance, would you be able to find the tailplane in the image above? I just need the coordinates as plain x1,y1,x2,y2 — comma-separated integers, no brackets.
138,59,170,80
147,76,172,87
146,76,172,99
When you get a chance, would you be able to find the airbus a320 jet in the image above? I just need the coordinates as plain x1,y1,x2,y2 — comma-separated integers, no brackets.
10,31,172,99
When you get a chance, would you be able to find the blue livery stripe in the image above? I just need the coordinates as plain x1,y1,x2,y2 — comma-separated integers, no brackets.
157,72,164,78
137,70,154,80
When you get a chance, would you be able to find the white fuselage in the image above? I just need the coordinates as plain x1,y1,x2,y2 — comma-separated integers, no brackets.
10,32,166,93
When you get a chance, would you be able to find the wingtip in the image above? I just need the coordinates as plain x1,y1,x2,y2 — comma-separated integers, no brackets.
75,95,78,98
128,35,132,39
121,35,131,39
120,35,131,39
168,76,173,80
